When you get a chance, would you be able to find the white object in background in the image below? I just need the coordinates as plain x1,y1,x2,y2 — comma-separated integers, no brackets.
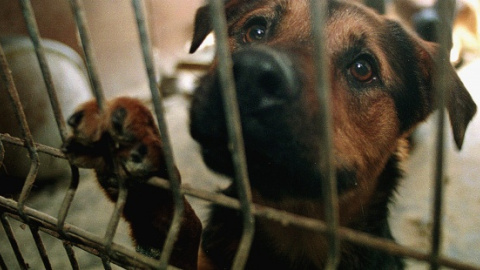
0,36,92,182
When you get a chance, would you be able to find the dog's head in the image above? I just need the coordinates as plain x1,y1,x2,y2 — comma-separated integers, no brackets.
189,0,477,202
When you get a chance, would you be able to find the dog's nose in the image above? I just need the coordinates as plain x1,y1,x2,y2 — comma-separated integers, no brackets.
232,48,297,114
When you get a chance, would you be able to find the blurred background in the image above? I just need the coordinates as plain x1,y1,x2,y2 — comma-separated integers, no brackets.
0,0,205,97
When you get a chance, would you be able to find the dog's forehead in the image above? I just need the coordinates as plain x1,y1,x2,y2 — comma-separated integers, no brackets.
221,0,413,85
224,0,393,45
223,0,286,22
223,0,372,21
327,7,377,52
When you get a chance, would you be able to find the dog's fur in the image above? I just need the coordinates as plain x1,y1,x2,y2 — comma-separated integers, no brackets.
62,0,477,269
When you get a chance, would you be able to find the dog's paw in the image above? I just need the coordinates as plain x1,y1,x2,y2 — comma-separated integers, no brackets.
62,100,108,169
62,97,171,185
105,98,169,181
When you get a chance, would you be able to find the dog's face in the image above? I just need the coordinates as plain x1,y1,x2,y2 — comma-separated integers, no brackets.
189,0,477,203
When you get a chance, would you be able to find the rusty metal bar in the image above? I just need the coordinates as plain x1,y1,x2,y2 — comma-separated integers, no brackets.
0,134,65,158
0,196,173,269
144,177,480,270
68,0,106,109
0,252,7,270
207,0,256,269
18,0,69,141
0,40,39,220
365,0,386,14
18,0,82,243
68,0,129,261
309,0,340,268
131,1,185,268
0,214,28,269
1,170,479,270
0,139,4,167
62,241,80,270
103,176,128,258
57,167,80,234
29,226,53,269
101,255,113,270
430,1,456,269
56,164,81,238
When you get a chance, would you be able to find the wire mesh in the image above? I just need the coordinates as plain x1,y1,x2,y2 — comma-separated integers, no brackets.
17,3,84,262
0,37,39,222
0,0,479,269
1,213,28,269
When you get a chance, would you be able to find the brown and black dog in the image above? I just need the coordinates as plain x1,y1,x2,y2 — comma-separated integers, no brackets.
62,0,477,269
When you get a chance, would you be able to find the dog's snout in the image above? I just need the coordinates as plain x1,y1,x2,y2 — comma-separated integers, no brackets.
232,49,297,113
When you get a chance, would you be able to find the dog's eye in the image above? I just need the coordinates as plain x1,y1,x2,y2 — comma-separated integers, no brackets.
349,59,374,83
245,24,267,43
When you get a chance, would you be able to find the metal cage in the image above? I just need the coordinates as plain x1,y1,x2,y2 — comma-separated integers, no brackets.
0,0,479,269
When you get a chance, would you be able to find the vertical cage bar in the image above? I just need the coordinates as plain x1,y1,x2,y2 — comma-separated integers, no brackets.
0,214,28,270
68,0,106,109
69,0,129,257
131,1,185,267
309,0,340,268
0,252,7,270
207,0,255,268
365,0,385,14
57,167,80,233
430,1,456,269
0,40,39,219
0,139,4,167
29,226,53,269
18,0,81,237
19,0,69,141
101,255,113,270
103,177,128,256
62,241,80,270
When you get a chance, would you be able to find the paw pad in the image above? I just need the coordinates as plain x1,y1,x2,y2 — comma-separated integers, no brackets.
62,97,167,180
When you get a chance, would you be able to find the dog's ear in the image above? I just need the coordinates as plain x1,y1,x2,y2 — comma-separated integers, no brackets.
190,5,212,53
420,42,477,150
445,65,477,149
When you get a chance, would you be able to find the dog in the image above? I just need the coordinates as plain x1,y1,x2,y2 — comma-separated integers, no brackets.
388,0,480,65
61,0,477,269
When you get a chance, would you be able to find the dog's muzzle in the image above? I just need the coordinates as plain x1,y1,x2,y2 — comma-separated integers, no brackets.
189,47,302,178
190,47,301,145
190,47,360,198
232,47,298,116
